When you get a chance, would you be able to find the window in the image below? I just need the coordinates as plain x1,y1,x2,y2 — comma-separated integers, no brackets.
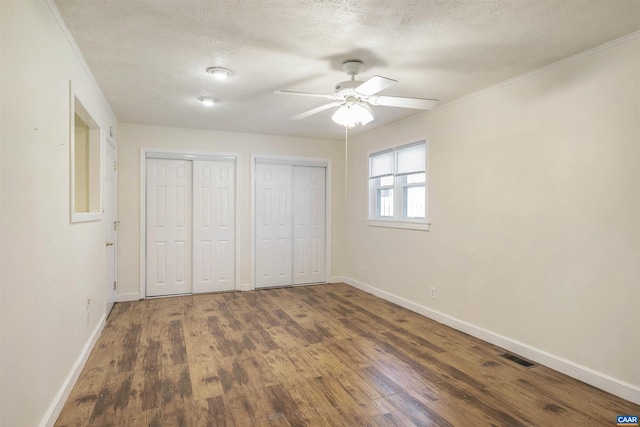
368,140,429,231
70,82,102,222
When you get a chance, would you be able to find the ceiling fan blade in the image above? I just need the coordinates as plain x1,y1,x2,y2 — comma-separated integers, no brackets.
355,76,397,96
275,90,339,100
368,95,439,110
289,101,343,120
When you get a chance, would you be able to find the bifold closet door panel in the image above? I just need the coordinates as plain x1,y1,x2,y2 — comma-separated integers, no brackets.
146,159,192,297
193,160,235,293
255,163,293,288
292,166,326,285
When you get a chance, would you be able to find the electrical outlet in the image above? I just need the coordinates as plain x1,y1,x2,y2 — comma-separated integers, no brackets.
86,298,91,311
430,287,436,299
358,266,364,275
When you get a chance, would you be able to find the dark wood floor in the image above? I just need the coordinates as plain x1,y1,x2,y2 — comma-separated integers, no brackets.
56,283,639,426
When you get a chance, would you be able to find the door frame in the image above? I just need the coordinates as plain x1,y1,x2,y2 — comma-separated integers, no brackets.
105,135,117,314
251,154,333,289
139,148,240,298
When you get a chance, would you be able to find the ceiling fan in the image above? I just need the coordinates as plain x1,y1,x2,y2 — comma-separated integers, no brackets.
275,60,439,128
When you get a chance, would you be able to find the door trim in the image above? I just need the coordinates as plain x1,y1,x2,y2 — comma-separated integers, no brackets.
251,154,332,289
139,147,240,299
105,136,117,314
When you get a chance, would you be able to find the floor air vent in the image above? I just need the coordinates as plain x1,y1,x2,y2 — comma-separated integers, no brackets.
501,352,537,368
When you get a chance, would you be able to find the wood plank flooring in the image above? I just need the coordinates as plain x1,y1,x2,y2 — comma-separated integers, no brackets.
55,283,639,426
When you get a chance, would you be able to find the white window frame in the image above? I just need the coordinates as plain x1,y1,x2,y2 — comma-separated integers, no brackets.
366,138,430,231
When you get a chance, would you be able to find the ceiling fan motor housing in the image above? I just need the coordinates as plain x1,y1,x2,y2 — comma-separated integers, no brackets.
335,80,362,97
336,60,366,96
342,60,364,75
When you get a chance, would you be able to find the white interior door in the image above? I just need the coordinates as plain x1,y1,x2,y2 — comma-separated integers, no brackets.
255,162,326,288
293,166,326,285
193,160,235,293
146,159,192,297
255,163,293,288
105,138,117,313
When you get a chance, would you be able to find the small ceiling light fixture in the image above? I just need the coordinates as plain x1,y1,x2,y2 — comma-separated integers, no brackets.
197,96,218,106
206,67,232,80
331,97,375,128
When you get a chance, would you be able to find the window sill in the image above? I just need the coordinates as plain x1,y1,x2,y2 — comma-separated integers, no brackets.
71,212,103,223
366,219,430,231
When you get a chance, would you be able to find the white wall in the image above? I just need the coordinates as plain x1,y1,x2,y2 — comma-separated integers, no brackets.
116,123,345,298
0,1,117,426
345,35,640,402
0,0,4,417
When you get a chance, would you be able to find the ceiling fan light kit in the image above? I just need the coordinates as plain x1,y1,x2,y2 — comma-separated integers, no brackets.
331,99,375,128
276,59,439,129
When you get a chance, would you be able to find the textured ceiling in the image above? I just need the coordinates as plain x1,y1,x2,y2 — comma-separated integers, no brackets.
54,0,640,141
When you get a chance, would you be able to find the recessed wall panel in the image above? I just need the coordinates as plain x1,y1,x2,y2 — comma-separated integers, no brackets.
201,188,211,228
218,240,228,281
157,242,166,284
219,188,228,228
201,240,211,282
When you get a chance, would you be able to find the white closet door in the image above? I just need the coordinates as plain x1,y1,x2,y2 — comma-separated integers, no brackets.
292,166,326,285
255,163,293,288
146,159,192,297
193,160,235,293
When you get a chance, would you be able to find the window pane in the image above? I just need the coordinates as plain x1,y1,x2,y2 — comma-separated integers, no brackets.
379,175,394,186
405,172,425,184
377,188,394,217
404,186,425,218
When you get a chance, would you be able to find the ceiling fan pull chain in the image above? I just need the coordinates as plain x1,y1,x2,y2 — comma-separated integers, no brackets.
345,125,349,200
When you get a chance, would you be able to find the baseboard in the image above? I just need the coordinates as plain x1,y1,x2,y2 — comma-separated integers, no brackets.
40,314,107,427
116,292,142,302
118,285,257,297
342,276,640,405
